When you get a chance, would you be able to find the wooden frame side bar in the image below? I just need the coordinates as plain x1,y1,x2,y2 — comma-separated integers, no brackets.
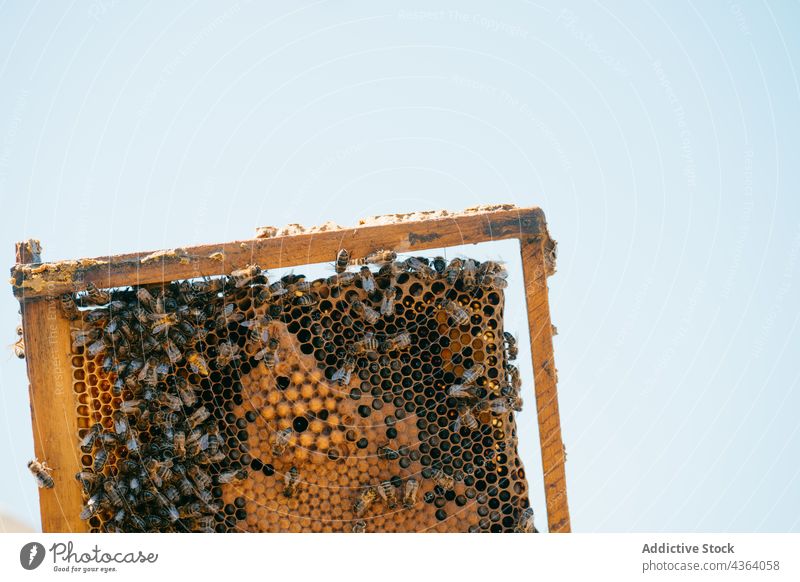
21,297,88,532
520,236,571,532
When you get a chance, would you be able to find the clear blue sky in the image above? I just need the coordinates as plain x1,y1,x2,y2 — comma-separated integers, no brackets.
1,1,798,532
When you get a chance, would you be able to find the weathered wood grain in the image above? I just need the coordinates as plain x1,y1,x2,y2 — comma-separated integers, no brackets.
11,207,548,298
21,297,88,532
520,236,571,533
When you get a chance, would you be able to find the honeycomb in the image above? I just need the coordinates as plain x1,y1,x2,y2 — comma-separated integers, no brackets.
66,254,537,533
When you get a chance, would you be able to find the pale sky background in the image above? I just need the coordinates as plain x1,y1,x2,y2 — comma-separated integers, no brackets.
0,1,798,532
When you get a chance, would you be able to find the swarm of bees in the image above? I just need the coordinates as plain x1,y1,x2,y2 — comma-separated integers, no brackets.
62,276,255,532
51,244,532,532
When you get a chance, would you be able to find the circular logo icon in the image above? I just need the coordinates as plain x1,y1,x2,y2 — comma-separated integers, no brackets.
20,542,46,570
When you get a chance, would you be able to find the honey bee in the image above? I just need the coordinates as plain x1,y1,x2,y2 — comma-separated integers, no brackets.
254,337,279,366
353,486,377,517
267,280,289,298
12,325,24,359
283,466,300,498
478,260,506,276
272,427,293,456
175,377,198,407
377,480,398,509
326,271,356,289
131,305,150,326
508,364,521,392
146,458,174,488
505,393,523,412
176,317,196,337
403,257,435,280
503,331,518,360
488,399,509,415
355,266,375,293
112,411,129,439
432,256,447,274
444,258,462,285
176,474,196,497
105,316,133,342
352,332,379,355
335,249,350,274
120,399,144,415
403,478,419,508
515,507,536,533
186,516,215,532
83,309,109,327
186,351,210,376
377,260,403,280
79,423,102,453
80,491,105,520
453,408,478,432
70,328,100,349
169,322,190,347
242,315,272,343
352,520,366,533
124,427,140,453
381,330,411,352
461,259,478,291
135,287,155,308
351,299,379,325
103,479,126,508
186,428,208,456
439,299,469,326
157,494,180,523
294,292,318,307
28,458,54,489
190,277,223,296
281,273,305,286
97,430,118,448
431,467,455,491
86,337,108,358
187,406,210,428
231,264,261,288
332,355,355,386
149,312,178,337
481,273,508,290
216,341,240,366
59,293,80,320
447,384,476,399
157,391,183,412
380,286,396,316
216,469,247,484
75,470,99,494
178,501,205,520
207,426,222,454
173,430,186,458
214,302,245,330
83,281,111,306
377,444,399,461
93,446,109,473
462,363,485,386
161,338,181,364
363,249,397,266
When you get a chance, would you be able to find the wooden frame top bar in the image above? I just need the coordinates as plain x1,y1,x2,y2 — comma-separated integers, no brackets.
11,205,553,298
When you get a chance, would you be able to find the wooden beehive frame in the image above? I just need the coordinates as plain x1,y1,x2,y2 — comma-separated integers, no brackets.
11,204,570,533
